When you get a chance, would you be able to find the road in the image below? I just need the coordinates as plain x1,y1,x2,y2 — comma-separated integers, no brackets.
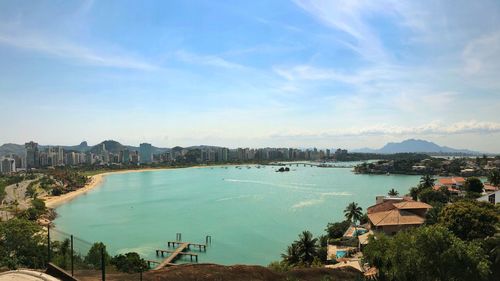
1,179,36,210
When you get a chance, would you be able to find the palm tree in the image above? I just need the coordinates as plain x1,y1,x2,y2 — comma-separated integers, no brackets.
344,202,363,250
419,174,436,189
388,188,399,196
281,242,300,266
344,202,363,225
296,231,318,266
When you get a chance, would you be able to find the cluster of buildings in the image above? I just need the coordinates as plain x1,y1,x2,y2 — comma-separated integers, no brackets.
412,157,500,176
0,141,348,174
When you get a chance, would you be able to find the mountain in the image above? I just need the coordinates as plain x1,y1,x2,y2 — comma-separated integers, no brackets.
353,139,481,155
60,141,89,152
0,140,170,157
0,143,25,157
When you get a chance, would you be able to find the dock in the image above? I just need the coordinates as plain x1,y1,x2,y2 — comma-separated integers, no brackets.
155,249,199,262
151,240,209,270
167,241,207,252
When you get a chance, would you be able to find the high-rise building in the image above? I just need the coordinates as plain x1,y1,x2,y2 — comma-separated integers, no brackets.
121,149,130,164
139,143,153,164
57,147,64,165
0,157,16,174
25,141,39,169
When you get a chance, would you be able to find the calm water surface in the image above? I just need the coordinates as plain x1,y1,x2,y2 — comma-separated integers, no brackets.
54,164,420,265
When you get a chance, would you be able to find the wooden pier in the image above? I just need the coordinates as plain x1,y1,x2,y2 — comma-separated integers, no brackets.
167,241,207,252
155,249,199,262
150,240,209,270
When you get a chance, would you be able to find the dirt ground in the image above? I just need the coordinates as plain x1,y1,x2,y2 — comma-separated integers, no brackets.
70,264,360,281
142,263,361,281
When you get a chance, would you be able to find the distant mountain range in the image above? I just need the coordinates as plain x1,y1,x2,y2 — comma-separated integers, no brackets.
353,139,482,155
0,138,484,158
0,140,171,157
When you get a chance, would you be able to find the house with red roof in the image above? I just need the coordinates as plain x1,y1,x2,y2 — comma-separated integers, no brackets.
367,197,432,235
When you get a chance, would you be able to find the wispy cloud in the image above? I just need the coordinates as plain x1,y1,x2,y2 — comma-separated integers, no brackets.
293,0,390,61
462,32,500,77
174,50,246,70
0,31,157,70
270,120,500,139
273,64,400,84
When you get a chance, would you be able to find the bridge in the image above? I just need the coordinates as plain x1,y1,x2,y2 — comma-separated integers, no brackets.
266,162,354,168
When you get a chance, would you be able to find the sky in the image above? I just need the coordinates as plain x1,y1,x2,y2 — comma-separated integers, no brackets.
1,0,500,152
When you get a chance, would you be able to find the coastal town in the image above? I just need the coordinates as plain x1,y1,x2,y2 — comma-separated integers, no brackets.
2,0,500,280
0,139,499,280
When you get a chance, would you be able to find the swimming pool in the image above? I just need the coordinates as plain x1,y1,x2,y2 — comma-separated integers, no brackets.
336,250,347,258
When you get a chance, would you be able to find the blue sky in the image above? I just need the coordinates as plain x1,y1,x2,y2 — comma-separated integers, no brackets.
1,0,500,152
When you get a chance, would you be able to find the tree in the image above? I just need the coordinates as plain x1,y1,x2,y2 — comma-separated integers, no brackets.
325,220,350,240
419,174,436,189
465,177,484,194
482,235,500,281
439,200,499,241
424,203,444,225
344,202,363,225
0,218,47,269
363,226,491,281
111,252,148,273
281,242,300,266
388,188,399,196
418,188,449,204
295,231,318,266
84,242,109,269
487,170,500,187
409,186,419,201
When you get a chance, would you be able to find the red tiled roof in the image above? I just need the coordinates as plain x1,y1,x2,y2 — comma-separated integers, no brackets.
433,185,460,192
438,177,465,186
368,209,425,226
393,201,432,210
484,184,498,192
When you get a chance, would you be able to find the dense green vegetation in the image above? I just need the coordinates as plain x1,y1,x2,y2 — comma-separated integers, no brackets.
0,217,149,273
110,252,148,273
335,152,430,162
439,201,499,241
364,199,499,281
355,155,500,177
273,175,500,280
0,219,48,269
363,225,491,281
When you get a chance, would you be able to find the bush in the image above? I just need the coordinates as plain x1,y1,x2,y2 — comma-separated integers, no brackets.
418,188,449,204
0,219,47,269
325,220,350,240
363,226,491,281
110,252,148,273
84,242,109,269
464,177,484,194
439,200,499,241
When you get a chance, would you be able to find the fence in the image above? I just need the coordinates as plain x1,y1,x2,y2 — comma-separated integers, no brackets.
47,226,144,281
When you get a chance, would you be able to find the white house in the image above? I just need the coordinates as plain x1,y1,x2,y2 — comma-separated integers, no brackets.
477,190,500,204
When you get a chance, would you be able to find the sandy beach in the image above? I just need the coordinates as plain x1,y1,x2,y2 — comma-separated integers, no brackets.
43,173,105,209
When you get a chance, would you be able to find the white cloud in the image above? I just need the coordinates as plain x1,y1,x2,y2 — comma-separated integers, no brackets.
463,32,500,76
0,31,157,70
175,50,246,70
293,0,389,61
270,120,500,139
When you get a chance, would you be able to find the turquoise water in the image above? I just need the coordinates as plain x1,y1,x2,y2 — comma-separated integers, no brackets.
54,165,420,265
336,250,347,258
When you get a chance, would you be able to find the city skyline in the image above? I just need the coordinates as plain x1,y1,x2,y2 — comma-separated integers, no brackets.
1,1,500,152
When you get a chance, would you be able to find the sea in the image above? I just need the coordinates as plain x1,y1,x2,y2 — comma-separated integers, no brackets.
53,163,420,265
